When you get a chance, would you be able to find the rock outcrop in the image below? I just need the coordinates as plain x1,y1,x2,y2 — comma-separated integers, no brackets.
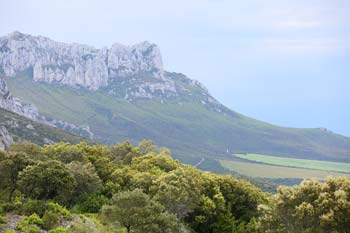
0,31,226,122
0,75,40,120
0,31,165,91
0,31,221,105
0,126,13,150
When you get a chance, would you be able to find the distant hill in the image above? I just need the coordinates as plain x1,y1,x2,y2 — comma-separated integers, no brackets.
0,107,87,148
1,32,350,169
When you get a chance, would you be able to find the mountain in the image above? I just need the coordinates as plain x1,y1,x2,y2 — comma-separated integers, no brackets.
1,31,349,168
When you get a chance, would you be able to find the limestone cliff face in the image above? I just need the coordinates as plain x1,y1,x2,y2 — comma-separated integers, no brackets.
0,126,13,150
1,31,225,117
0,31,221,105
0,75,40,120
0,31,164,91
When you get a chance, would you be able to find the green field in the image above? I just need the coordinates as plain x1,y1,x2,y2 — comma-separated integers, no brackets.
233,153,350,173
220,159,350,179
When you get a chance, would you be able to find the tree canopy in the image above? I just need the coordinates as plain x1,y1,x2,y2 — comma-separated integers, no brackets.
0,141,349,233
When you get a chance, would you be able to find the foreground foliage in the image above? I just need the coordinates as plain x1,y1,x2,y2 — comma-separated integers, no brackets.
0,141,349,233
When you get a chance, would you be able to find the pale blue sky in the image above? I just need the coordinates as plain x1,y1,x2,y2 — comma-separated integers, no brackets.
1,0,349,136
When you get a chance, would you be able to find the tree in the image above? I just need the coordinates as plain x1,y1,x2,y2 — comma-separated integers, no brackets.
138,140,160,155
18,160,76,204
110,141,142,164
66,161,102,195
152,166,203,220
41,142,87,164
102,189,179,233
0,151,33,201
8,142,41,158
258,177,350,233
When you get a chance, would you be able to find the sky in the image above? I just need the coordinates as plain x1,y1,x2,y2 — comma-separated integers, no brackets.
1,0,349,136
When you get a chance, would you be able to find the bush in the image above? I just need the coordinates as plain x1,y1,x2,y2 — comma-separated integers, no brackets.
48,226,71,233
1,202,22,213
75,193,108,213
22,224,41,233
16,213,43,231
0,214,7,224
42,210,60,230
3,230,16,233
70,215,103,233
48,202,72,219
21,199,48,216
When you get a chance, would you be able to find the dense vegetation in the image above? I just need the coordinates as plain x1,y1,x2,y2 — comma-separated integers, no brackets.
0,141,349,232
7,73,350,171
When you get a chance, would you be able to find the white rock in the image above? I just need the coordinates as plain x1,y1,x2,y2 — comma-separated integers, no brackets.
0,31,164,90
0,126,13,150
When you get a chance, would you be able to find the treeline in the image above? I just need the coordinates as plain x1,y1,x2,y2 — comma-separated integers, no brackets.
0,141,349,233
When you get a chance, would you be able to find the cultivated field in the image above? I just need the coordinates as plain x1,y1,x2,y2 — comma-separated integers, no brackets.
233,153,350,173
220,159,350,179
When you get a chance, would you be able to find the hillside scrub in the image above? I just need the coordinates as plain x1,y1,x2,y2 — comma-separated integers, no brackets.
0,140,349,232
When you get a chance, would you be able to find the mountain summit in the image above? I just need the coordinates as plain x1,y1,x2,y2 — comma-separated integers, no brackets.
1,31,162,90
1,32,349,169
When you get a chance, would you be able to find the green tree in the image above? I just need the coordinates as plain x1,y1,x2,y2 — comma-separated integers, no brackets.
18,160,76,204
41,142,87,164
102,189,179,233
152,166,203,220
0,151,33,201
258,177,350,233
66,161,102,195
110,141,142,164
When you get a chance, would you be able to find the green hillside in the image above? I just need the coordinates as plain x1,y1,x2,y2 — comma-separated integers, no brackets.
6,74,350,168
0,108,87,145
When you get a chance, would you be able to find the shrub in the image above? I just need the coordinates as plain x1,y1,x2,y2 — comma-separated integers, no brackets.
48,202,72,219
3,230,16,233
75,193,108,213
21,199,48,216
71,215,99,233
16,213,43,231
22,224,40,233
42,211,60,230
0,214,7,224
48,226,71,233
1,202,22,213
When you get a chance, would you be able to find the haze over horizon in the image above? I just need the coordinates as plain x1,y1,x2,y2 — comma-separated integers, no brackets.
1,0,349,136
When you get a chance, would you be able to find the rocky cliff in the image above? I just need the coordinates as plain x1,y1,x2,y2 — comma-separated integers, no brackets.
0,126,13,150
0,31,164,90
0,31,217,104
0,75,40,119
0,31,229,145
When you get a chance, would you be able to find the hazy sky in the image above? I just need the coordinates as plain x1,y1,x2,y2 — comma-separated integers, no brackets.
1,0,349,136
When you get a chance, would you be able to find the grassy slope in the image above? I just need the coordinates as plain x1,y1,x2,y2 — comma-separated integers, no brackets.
233,153,350,173
6,75,350,166
220,159,350,179
0,108,86,145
